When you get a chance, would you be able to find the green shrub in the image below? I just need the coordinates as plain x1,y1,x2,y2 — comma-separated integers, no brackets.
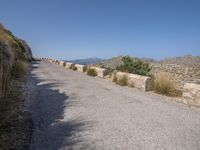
116,75,128,86
70,65,77,71
116,56,151,76
14,61,28,79
153,72,182,97
87,68,97,76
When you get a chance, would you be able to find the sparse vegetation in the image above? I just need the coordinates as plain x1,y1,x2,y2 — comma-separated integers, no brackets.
153,71,182,97
111,71,117,82
87,68,97,76
0,23,32,149
116,74,128,86
116,56,151,76
70,65,77,71
14,60,28,80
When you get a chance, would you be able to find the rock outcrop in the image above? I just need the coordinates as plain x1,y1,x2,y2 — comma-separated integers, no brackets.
0,23,33,68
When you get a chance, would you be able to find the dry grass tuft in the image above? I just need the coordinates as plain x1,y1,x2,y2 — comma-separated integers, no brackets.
87,68,97,76
116,74,128,86
153,71,182,97
111,71,117,82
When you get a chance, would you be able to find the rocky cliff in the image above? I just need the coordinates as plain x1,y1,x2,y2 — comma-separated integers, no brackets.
0,23,32,68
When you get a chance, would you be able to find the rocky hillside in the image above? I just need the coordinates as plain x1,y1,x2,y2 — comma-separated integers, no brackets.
97,56,124,69
0,23,33,149
158,55,200,65
0,24,32,66
96,55,200,85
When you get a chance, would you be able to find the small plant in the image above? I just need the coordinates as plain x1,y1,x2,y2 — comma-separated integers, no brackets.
116,75,128,86
153,71,181,97
87,68,97,76
116,56,151,76
70,65,77,71
111,71,117,82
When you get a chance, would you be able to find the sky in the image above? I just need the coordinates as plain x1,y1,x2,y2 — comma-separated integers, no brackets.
0,0,200,60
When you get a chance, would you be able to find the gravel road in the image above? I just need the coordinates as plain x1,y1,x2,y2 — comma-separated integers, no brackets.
28,61,200,150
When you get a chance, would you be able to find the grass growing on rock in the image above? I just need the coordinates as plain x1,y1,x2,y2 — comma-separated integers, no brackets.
87,68,97,76
70,65,77,71
153,71,182,97
111,71,117,83
116,75,128,86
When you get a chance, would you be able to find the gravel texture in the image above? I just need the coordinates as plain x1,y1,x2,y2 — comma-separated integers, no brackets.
28,61,200,150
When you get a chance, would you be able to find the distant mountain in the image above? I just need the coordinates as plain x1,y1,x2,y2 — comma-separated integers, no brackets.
66,57,105,65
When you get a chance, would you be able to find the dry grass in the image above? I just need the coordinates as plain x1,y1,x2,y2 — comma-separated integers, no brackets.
70,65,77,71
111,71,117,82
116,75,128,86
14,60,28,80
0,82,32,150
153,71,182,97
87,68,97,76
0,60,31,149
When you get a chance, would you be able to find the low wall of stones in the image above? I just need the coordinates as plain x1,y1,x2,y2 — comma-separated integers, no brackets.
115,72,152,91
39,57,200,107
64,62,74,69
183,83,200,106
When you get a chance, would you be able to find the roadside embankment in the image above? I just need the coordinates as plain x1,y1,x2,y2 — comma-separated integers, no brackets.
0,23,33,149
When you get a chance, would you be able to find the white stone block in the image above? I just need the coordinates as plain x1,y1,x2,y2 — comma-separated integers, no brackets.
90,67,108,78
74,64,86,72
116,71,152,91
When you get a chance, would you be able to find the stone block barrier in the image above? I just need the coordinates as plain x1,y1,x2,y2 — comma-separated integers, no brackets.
64,62,74,69
74,64,86,72
183,83,200,106
90,66,109,78
59,61,65,66
115,71,152,91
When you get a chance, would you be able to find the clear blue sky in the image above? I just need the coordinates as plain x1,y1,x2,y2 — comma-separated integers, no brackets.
0,0,200,60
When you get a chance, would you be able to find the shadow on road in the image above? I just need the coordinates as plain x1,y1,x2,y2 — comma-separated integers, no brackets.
29,61,93,150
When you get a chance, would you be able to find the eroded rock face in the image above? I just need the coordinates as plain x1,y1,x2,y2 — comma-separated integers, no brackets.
18,39,32,61
0,41,15,68
0,24,33,67
183,83,200,105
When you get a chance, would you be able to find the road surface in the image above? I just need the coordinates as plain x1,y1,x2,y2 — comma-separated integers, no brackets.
28,61,200,150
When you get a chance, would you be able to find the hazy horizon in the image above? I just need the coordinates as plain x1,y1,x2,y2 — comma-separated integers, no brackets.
1,0,200,60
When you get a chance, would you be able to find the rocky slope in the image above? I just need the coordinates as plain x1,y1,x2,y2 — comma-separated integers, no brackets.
0,23,33,149
96,55,200,86
0,23,32,66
